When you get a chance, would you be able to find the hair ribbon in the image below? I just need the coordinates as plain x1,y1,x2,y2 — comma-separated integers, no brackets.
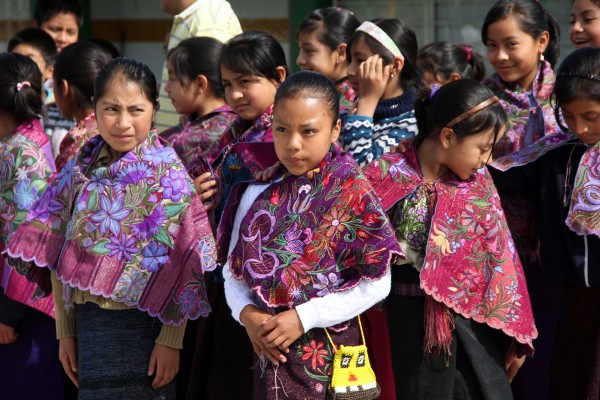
355,21,404,63
16,81,31,92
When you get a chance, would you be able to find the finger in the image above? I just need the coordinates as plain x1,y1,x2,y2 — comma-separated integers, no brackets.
62,356,79,387
199,180,217,191
68,348,78,373
250,340,262,357
152,360,165,388
261,343,286,364
204,202,214,211
148,352,156,377
375,57,384,78
199,189,215,202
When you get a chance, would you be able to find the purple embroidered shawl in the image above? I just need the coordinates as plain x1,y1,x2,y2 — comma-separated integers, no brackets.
363,142,537,350
483,60,561,158
492,132,600,238
221,149,401,308
55,113,99,172
4,130,217,325
1,119,55,317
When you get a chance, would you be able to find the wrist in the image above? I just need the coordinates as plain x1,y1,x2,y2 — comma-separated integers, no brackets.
239,304,258,326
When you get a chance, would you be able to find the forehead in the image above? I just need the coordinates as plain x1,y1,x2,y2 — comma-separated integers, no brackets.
561,98,600,113
486,17,532,40
99,76,151,103
42,12,79,28
350,35,373,55
274,94,334,118
299,26,323,44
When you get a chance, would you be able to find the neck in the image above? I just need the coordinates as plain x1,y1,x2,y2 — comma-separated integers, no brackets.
0,113,19,141
330,65,349,84
74,107,94,124
196,96,227,118
415,138,449,180
382,77,404,100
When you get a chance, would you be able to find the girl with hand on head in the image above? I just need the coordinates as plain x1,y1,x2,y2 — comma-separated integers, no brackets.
364,79,537,398
296,7,360,112
570,0,600,48
490,46,600,400
4,57,217,400
417,41,486,88
220,70,401,399
342,18,420,167
0,52,61,400
52,41,112,171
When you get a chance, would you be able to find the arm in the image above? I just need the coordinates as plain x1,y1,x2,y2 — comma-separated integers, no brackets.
148,322,187,389
52,272,78,386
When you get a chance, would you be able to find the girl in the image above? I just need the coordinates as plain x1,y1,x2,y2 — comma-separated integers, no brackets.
490,46,600,400
363,79,537,399
162,37,236,171
342,18,420,167
417,41,485,88
33,0,82,52
4,57,217,399
296,7,360,111
570,0,600,48
0,52,61,399
53,41,112,171
220,70,401,400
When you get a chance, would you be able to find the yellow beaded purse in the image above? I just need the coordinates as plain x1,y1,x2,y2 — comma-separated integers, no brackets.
324,315,381,400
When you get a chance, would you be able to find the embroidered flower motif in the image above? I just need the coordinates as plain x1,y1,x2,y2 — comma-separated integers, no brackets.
177,286,200,317
14,178,40,210
115,162,153,190
283,222,312,254
301,339,328,370
131,205,167,240
198,238,216,271
431,224,452,255
113,266,148,302
315,383,324,393
281,259,312,290
506,308,518,322
87,169,111,193
142,146,178,165
106,233,139,261
320,207,351,237
161,170,192,202
141,241,169,272
313,273,343,297
90,193,131,236
15,166,28,181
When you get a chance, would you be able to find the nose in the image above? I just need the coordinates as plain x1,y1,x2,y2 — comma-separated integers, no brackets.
571,119,588,136
116,112,132,129
230,86,243,102
286,132,302,151
347,60,357,77
571,20,583,33
296,51,305,67
493,47,509,63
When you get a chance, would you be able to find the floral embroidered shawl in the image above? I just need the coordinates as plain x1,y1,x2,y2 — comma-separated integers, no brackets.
55,113,99,172
363,142,537,350
221,149,402,308
336,78,356,113
160,104,236,170
483,60,561,158
0,119,55,317
492,132,600,238
4,130,217,325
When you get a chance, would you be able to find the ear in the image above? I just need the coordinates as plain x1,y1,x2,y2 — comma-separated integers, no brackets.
330,118,342,143
439,127,454,149
391,55,405,77
59,79,70,97
449,72,461,82
336,43,347,63
275,66,287,84
195,74,209,93
537,30,550,54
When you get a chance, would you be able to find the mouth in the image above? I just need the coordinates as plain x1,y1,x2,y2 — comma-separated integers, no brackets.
573,38,590,46
286,158,304,165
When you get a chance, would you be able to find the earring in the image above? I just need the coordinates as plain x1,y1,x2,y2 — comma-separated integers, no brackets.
540,53,545,62
390,73,395,79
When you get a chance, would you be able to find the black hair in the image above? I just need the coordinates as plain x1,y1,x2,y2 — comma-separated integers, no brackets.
220,31,289,83
347,18,420,91
554,47,600,131
0,52,43,124
418,41,485,82
34,0,84,28
296,7,360,51
7,28,57,68
413,79,507,148
54,41,112,117
274,70,340,123
168,37,225,98
85,38,120,58
481,0,561,67
94,57,159,111
571,0,600,5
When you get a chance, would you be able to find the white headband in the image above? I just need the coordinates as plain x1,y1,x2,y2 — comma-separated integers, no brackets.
355,21,404,62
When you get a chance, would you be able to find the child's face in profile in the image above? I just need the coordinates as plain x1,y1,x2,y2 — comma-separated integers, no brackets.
443,126,504,180
272,95,340,176
297,28,343,81
570,0,600,48
95,77,155,158
561,98,600,145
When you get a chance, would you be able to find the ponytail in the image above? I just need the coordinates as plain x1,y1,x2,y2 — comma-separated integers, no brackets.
0,53,43,124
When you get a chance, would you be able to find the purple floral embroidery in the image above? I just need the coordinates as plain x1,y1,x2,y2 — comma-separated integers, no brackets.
131,205,167,240
141,241,169,272
90,193,131,236
14,178,40,210
106,233,139,261
177,287,200,317
143,146,178,165
87,169,111,193
313,273,344,297
161,169,192,202
115,162,153,191
283,222,312,254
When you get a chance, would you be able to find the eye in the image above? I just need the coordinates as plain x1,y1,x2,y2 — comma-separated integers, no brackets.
240,79,250,85
485,42,496,49
303,129,317,135
507,42,518,48
222,81,231,88
275,126,287,133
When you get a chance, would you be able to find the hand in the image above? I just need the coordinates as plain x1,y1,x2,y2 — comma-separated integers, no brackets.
390,138,411,153
239,305,284,365
148,343,180,389
504,341,526,383
356,55,391,117
59,337,79,387
0,323,17,344
193,171,217,210
258,309,304,354
254,162,281,182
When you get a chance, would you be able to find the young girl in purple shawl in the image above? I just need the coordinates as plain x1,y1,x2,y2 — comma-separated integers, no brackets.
0,52,62,399
4,57,217,399
220,70,401,399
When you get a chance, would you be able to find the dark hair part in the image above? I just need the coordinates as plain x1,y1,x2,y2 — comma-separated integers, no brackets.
54,42,111,117
554,47,600,131
296,7,360,51
481,0,561,67
274,70,340,122
7,28,57,67
220,31,289,83
414,79,507,148
34,0,84,28
0,52,43,123
418,41,485,82
347,18,420,91
168,37,225,98
94,57,159,111
85,38,120,58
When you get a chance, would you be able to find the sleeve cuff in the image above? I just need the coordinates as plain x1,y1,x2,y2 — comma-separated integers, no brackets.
55,310,76,339
155,321,188,349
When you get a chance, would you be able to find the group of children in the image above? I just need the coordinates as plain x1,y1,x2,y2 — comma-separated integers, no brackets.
0,0,599,399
